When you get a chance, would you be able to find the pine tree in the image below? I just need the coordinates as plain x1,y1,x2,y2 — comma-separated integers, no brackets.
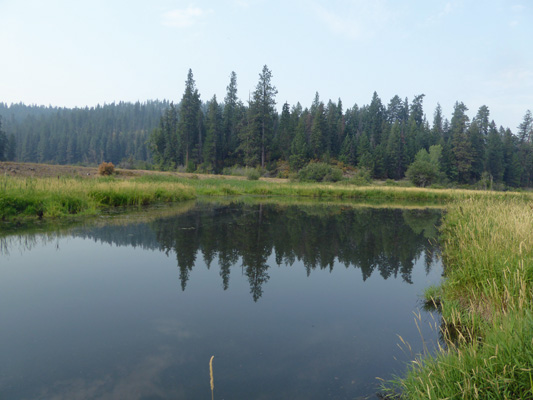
6,133,16,161
178,69,202,169
203,95,223,171
386,95,404,124
450,102,473,183
0,117,6,161
485,121,504,182
339,131,356,165
289,113,309,170
386,121,407,179
222,71,240,165
246,65,277,168
517,110,533,143
366,92,385,146
431,103,444,144
503,128,522,187
277,102,293,161
310,102,326,159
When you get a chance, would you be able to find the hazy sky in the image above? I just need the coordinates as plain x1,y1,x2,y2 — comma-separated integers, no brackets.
0,0,531,130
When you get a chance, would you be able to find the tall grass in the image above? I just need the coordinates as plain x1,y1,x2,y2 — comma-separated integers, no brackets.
2,173,533,221
134,174,533,203
0,176,196,219
385,196,533,399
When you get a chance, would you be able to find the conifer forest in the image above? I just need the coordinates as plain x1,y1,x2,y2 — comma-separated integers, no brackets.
1,65,532,188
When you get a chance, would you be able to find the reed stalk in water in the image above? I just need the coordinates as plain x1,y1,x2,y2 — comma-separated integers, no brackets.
209,355,214,400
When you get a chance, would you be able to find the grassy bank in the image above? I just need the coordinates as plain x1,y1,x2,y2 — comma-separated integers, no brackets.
134,174,533,203
0,176,196,219
385,197,533,399
2,173,533,220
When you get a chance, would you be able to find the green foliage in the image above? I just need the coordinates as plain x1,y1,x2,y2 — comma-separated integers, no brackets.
297,162,343,182
348,167,372,186
0,176,196,220
387,197,533,399
406,146,443,187
406,160,438,187
246,168,261,180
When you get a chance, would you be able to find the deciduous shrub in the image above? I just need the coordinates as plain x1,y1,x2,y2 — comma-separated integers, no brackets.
297,162,343,182
348,167,372,186
246,168,261,180
98,162,115,176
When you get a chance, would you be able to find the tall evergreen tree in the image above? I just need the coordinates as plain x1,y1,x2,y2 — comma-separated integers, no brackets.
450,102,473,183
517,110,533,143
431,103,444,144
178,69,202,168
203,95,223,171
310,101,326,159
387,95,404,124
246,65,277,168
503,127,522,187
366,92,385,146
6,133,16,161
0,117,6,161
289,111,309,170
485,121,504,182
277,102,293,161
386,121,408,179
222,71,240,165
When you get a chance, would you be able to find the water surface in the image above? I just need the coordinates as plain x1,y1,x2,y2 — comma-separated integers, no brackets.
0,201,442,399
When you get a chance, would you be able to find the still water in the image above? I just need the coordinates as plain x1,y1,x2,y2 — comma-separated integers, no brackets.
0,201,442,399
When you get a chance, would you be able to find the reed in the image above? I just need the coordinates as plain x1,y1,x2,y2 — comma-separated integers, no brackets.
209,355,215,400
0,175,196,219
385,196,533,399
134,174,533,203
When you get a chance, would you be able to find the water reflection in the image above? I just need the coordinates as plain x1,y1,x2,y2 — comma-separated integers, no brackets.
2,202,441,302
0,201,443,400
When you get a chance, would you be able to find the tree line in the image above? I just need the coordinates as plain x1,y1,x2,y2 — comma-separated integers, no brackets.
1,65,532,187
0,101,168,166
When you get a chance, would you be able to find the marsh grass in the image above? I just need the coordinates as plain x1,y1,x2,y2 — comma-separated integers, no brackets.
385,196,533,399
134,174,533,203
0,175,196,219
2,173,533,222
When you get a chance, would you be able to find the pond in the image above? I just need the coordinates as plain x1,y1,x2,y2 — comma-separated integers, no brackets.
0,200,443,399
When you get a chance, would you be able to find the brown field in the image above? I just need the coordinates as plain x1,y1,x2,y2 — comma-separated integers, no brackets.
0,161,287,183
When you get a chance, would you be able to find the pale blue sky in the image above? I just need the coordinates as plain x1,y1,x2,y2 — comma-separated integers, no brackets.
0,0,531,130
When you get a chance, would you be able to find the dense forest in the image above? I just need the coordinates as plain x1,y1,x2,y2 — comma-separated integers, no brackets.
1,65,532,187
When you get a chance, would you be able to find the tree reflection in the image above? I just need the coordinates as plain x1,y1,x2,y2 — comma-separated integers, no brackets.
148,203,441,301
1,202,442,302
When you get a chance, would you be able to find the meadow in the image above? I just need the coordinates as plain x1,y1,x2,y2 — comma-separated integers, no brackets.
2,171,533,398
2,173,532,220
0,175,195,219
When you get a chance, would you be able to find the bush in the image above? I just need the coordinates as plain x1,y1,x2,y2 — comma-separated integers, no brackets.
298,162,343,182
348,167,372,186
98,162,115,176
246,168,261,180
405,160,438,187
222,165,247,177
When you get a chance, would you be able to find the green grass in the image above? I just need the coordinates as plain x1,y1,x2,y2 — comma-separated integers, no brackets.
133,174,533,203
2,173,533,221
0,176,196,220
384,196,533,399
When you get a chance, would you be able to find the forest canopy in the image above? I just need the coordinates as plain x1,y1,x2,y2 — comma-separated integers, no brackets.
1,66,532,187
